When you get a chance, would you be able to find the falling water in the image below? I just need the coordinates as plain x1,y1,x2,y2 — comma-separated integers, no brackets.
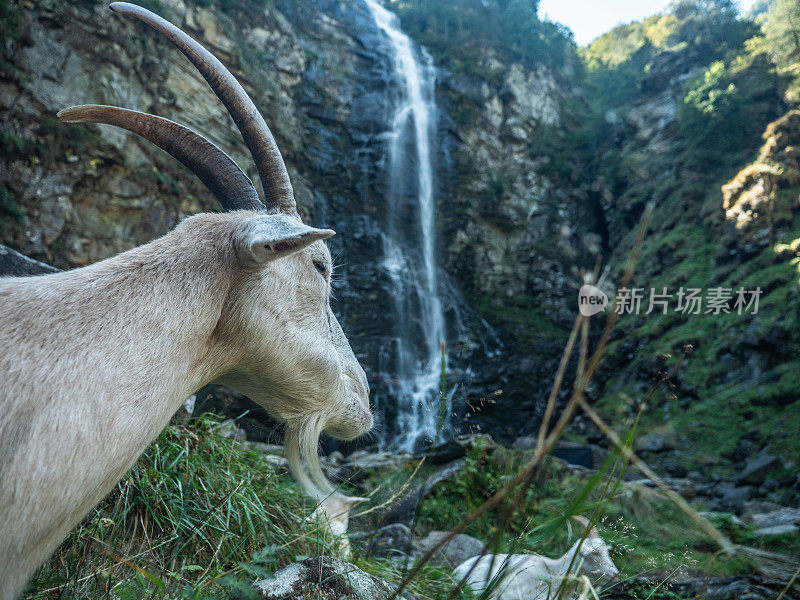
365,0,448,452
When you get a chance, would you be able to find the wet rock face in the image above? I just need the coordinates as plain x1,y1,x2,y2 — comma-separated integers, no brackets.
0,0,415,441
435,57,600,303
424,51,609,436
722,110,800,255
7,0,578,444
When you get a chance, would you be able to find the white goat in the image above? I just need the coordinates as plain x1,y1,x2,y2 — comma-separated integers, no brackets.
0,4,372,598
453,517,620,600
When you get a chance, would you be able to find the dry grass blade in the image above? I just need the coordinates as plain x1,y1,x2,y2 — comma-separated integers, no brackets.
577,397,735,553
575,574,601,600
351,457,425,519
740,547,800,587
536,314,583,447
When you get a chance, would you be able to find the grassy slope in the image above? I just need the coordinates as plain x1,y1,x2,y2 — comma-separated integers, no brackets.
595,115,800,474
23,415,463,600
24,417,800,600
24,423,756,597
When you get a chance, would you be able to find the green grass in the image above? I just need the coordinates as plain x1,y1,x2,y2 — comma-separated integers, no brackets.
471,293,570,345
23,414,461,600
594,199,800,474
25,415,313,599
415,448,741,576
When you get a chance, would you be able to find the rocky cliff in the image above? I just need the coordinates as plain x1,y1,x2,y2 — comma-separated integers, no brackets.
1,0,596,443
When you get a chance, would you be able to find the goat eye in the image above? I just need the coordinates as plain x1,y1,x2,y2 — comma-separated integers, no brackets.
314,261,327,275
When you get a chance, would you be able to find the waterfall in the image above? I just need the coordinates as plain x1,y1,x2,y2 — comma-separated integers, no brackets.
365,0,449,452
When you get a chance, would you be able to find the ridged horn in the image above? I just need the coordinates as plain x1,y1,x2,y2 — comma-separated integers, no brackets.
58,105,264,212
109,2,296,216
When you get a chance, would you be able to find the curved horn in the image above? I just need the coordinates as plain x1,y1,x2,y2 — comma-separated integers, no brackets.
109,2,296,215
58,105,264,212
572,515,600,538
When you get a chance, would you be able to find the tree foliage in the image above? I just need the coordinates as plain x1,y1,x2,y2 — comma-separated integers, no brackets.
394,0,789,175
760,0,800,101
578,0,785,167
390,0,577,73
680,53,783,163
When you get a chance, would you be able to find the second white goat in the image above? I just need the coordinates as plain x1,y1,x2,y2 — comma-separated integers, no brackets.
453,516,620,600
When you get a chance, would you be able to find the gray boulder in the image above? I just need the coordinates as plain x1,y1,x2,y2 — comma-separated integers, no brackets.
241,441,286,457
745,507,800,537
331,451,415,485
628,477,696,500
698,511,744,527
742,500,783,517
424,439,466,465
722,485,754,510
413,531,485,568
738,454,781,486
512,435,537,450
213,419,247,441
253,556,407,600
634,432,670,453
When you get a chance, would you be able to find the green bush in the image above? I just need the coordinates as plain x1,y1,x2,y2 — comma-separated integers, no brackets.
26,415,321,599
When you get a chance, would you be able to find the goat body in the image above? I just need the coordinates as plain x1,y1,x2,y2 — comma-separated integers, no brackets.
0,212,370,598
1,217,226,596
454,536,619,600
0,5,375,598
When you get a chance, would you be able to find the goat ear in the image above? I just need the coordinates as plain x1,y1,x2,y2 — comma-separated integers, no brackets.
235,214,334,264
571,515,600,538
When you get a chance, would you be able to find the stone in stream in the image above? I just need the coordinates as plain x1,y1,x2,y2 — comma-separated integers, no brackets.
745,507,800,537
627,477,697,500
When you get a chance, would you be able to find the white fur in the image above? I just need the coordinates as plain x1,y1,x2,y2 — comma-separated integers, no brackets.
0,210,372,600
453,520,619,600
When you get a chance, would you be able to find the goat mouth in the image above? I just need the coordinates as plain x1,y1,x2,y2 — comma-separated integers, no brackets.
323,401,373,441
